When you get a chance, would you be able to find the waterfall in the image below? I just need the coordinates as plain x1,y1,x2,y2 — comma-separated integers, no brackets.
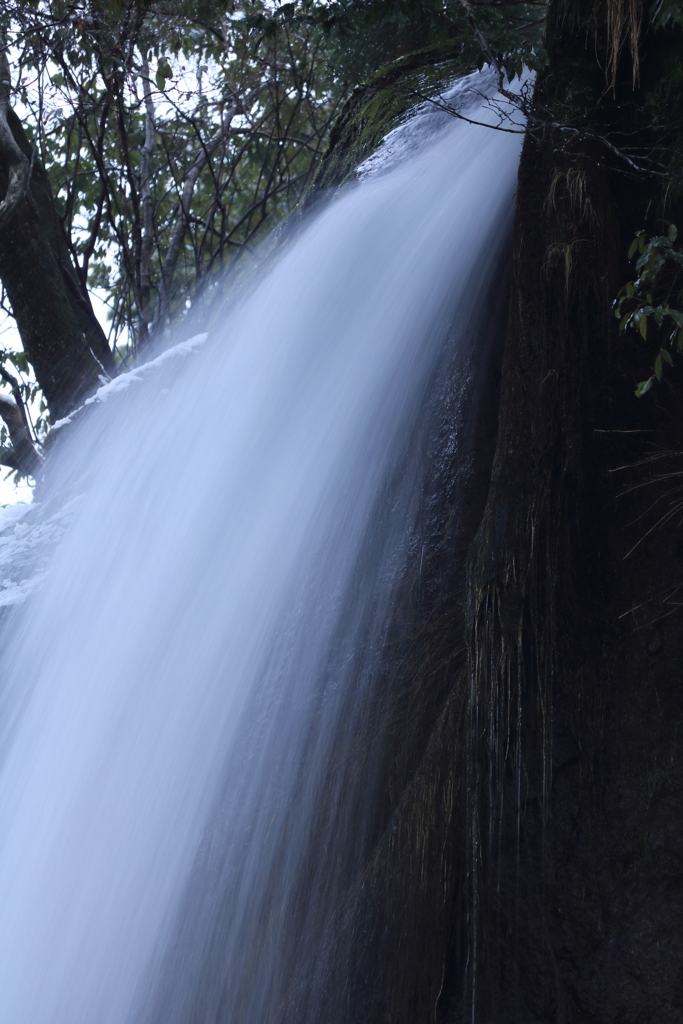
0,71,523,1023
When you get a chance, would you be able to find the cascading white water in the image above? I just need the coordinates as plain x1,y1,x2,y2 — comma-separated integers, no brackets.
0,71,524,1023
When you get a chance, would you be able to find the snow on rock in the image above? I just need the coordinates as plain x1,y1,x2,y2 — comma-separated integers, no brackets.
0,496,84,608
1,334,209,607
50,333,209,434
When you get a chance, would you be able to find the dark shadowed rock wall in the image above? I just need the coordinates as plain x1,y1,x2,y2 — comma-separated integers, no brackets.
302,8,683,1022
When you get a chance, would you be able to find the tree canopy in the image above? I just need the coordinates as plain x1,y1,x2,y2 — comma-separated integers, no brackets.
0,0,679,470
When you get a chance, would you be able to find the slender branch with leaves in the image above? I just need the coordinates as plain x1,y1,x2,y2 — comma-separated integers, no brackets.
614,223,683,396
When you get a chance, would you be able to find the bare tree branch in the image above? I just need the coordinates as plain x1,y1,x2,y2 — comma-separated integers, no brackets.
455,0,519,102
0,364,32,436
156,100,241,323
0,387,41,477
139,55,156,340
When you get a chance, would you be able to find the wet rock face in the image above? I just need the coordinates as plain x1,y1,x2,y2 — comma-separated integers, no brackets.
294,26,683,1024
544,542,683,1024
453,12,683,1022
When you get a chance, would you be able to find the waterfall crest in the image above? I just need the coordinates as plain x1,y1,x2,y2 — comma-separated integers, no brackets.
0,73,523,1023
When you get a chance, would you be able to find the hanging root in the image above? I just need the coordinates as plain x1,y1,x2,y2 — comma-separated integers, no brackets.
605,0,645,89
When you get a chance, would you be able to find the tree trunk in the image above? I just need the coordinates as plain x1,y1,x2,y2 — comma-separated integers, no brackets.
0,106,115,421
461,5,683,1020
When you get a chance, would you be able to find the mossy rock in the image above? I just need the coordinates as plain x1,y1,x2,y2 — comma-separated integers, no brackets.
306,40,471,199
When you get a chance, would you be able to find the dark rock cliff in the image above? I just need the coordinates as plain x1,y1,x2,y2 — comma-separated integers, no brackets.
304,7,683,1022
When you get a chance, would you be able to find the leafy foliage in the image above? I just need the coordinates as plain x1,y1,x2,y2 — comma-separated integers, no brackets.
301,0,547,82
0,0,550,470
2,0,348,363
614,223,683,396
652,0,683,30
0,0,546,361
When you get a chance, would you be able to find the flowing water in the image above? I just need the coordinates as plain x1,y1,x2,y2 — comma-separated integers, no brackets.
0,71,524,1022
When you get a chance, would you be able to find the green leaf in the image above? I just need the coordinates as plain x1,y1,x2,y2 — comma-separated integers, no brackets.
156,58,173,91
635,377,654,397
669,223,678,243
639,313,648,339
628,238,639,259
8,351,28,373
655,353,663,380
661,348,673,365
